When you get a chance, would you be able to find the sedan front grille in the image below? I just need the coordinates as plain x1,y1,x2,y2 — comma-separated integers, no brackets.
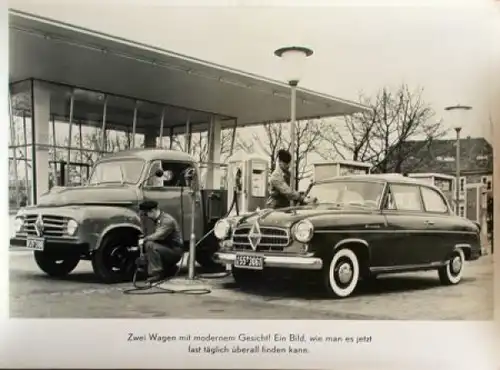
231,226,290,252
22,214,68,237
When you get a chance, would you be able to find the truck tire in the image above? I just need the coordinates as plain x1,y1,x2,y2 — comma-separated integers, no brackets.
195,248,224,271
34,251,80,277
92,234,136,284
195,234,225,272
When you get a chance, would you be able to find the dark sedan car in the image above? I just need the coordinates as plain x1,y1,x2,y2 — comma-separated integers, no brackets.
212,174,482,298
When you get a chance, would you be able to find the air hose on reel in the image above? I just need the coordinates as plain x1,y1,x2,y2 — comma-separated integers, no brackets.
123,166,243,295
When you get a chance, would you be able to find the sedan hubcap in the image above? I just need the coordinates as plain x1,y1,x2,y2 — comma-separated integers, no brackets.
337,262,353,284
451,256,462,274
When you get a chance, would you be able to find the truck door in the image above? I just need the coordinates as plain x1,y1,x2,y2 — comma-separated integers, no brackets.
142,160,204,246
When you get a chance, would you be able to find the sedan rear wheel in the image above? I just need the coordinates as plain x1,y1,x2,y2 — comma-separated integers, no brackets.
323,248,360,298
438,248,465,285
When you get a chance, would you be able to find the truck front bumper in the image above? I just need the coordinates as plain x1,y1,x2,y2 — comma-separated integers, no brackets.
213,251,323,270
10,236,90,255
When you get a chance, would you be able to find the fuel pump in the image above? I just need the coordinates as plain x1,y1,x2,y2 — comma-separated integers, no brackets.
226,154,269,215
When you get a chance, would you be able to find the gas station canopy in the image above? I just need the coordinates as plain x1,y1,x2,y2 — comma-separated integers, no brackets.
9,9,369,131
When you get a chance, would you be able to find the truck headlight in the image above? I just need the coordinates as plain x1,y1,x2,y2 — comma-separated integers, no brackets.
14,217,24,233
66,219,78,236
214,219,231,240
293,219,314,243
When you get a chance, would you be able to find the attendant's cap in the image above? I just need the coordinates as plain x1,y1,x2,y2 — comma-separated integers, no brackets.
277,149,292,164
139,200,159,212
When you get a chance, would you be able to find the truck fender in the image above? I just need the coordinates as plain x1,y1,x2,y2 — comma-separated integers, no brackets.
95,223,142,251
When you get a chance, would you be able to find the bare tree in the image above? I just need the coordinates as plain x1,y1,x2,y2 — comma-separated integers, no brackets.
251,122,286,172
320,84,443,173
170,129,248,163
66,127,143,165
245,120,325,188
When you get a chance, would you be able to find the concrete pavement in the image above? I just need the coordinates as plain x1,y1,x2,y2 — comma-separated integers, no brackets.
9,249,494,320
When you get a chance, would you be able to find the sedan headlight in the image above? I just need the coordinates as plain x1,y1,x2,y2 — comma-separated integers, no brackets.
14,217,24,233
214,219,231,240
66,219,79,236
293,219,314,243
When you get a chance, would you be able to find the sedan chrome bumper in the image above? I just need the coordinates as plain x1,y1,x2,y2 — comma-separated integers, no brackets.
213,252,323,270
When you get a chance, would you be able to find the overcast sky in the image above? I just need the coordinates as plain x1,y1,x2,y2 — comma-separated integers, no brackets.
10,0,500,140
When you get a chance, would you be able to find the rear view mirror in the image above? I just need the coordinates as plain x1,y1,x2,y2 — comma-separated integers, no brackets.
155,169,164,177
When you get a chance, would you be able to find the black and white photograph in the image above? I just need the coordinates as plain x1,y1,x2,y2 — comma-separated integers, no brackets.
2,0,499,367
6,0,497,322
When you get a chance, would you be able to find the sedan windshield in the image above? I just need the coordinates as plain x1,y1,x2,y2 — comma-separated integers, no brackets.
308,181,385,209
88,159,145,185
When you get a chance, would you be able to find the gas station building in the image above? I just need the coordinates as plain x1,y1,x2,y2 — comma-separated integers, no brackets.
8,9,368,207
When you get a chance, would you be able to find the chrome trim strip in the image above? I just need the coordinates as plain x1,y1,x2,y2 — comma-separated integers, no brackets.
454,243,472,250
214,252,323,270
315,229,478,235
334,238,369,249
370,261,445,273
232,241,289,247
13,233,80,242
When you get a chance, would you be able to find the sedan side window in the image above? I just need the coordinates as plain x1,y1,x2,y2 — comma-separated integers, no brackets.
389,184,423,211
420,186,449,213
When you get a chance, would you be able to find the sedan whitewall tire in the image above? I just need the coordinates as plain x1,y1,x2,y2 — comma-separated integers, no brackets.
324,248,360,298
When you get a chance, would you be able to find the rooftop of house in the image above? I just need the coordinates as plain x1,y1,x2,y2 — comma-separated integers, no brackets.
390,136,493,175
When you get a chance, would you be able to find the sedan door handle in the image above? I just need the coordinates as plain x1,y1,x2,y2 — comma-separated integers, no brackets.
365,224,381,229
424,220,435,226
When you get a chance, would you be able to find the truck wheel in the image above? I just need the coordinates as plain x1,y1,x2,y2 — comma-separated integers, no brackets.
322,248,360,298
232,267,263,288
195,249,224,271
92,235,136,284
195,234,225,271
438,248,465,285
34,251,80,277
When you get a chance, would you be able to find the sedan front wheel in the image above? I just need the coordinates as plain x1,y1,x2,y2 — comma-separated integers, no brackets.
323,248,360,298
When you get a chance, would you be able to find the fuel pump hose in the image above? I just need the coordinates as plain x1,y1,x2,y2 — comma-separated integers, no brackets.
123,186,241,295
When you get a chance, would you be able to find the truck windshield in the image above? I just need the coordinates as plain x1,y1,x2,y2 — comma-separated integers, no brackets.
308,181,385,209
88,159,145,185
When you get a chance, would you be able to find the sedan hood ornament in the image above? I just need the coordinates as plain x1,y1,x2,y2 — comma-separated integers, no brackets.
248,222,262,251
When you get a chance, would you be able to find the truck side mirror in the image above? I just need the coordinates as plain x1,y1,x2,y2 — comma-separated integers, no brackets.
155,169,164,177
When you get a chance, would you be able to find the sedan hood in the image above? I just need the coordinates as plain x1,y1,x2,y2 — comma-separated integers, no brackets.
237,205,374,228
37,184,140,207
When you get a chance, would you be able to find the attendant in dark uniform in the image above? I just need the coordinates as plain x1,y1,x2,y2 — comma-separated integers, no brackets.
139,200,184,282
266,149,304,209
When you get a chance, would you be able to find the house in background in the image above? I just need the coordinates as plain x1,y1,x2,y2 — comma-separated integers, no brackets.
387,136,493,220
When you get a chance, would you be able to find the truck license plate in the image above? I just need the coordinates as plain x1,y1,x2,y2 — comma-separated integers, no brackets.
26,236,45,251
234,254,264,270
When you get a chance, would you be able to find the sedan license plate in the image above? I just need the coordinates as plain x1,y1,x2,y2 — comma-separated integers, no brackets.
234,254,264,270
26,236,45,251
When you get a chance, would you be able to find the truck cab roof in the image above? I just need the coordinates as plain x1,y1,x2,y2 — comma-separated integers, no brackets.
99,148,196,163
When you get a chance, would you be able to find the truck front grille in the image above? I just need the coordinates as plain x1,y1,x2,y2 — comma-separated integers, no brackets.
22,215,68,237
231,226,290,252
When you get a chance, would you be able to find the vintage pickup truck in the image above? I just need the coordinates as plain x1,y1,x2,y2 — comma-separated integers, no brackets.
10,149,227,283
213,174,482,298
